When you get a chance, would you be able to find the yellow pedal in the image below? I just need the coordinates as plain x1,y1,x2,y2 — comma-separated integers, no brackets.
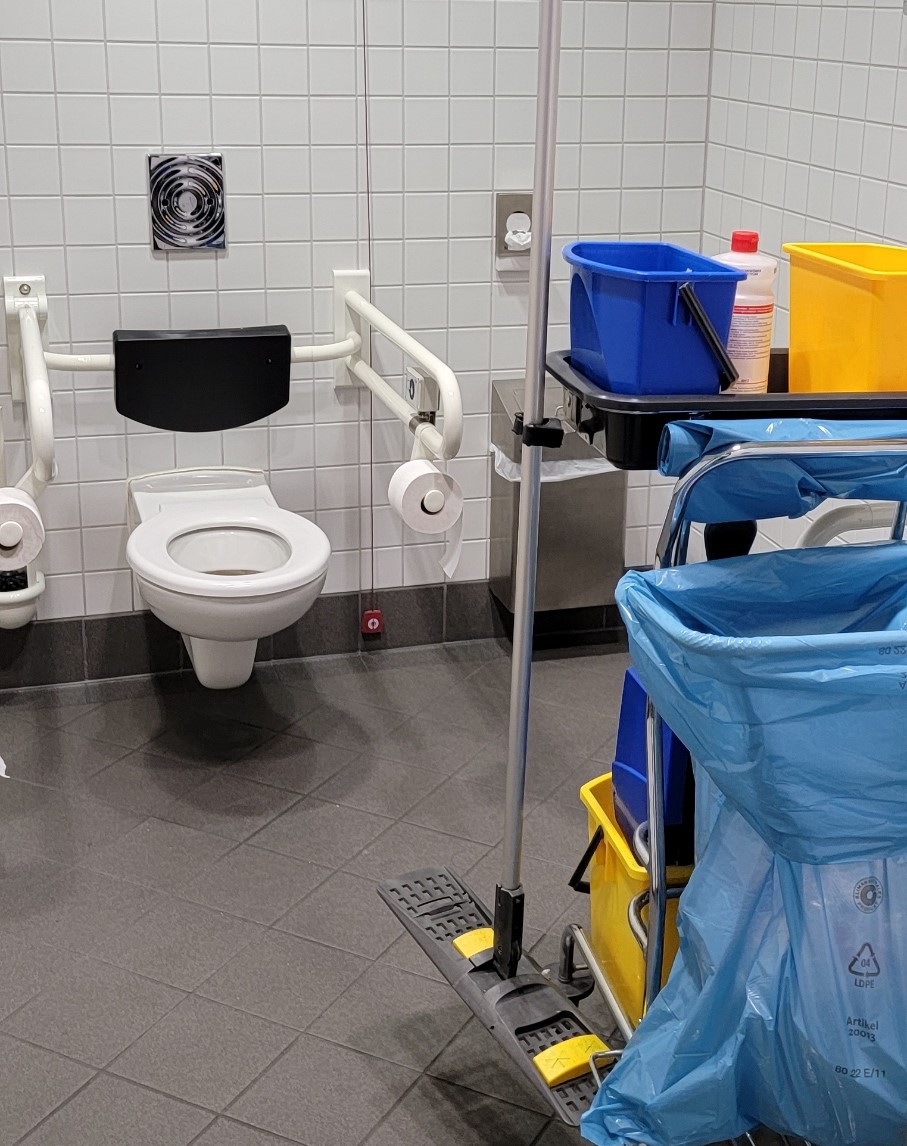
451,927,495,960
533,1034,610,1087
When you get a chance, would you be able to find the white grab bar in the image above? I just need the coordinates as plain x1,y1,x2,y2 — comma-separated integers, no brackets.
42,335,363,372
344,287,463,461
17,307,55,498
799,503,897,548
5,270,463,484
44,350,115,372
292,332,361,363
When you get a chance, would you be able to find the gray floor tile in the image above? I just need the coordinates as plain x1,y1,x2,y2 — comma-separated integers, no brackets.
99,898,262,989
20,1074,214,1146
11,696,100,730
198,930,368,1029
457,698,610,798
361,1075,548,1146
111,995,295,1111
83,751,217,819
160,775,302,841
2,864,161,955
531,1118,584,1146
65,696,168,749
309,963,469,1070
403,776,513,846
142,716,274,765
344,820,490,884
228,1034,418,1146
165,680,321,733
286,700,408,752
548,758,608,808
251,797,393,868
178,845,331,924
275,871,403,958
0,1031,94,1146
193,1121,302,1146
227,733,357,795
0,709,55,755
411,679,510,737
521,798,591,869
1,957,184,1066
312,755,444,818
0,932,72,1021
303,663,469,716
366,715,491,773
426,1018,553,1115
83,818,235,890
9,730,129,791
378,934,445,982
0,785,145,866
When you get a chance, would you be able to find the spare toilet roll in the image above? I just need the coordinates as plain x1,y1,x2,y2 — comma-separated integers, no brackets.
0,488,45,570
388,459,464,578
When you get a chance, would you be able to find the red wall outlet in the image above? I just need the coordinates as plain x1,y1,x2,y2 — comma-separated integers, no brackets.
361,608,384,635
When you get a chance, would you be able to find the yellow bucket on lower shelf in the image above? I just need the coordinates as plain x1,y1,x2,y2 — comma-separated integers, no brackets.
580,773,693,1028
784,242,907,392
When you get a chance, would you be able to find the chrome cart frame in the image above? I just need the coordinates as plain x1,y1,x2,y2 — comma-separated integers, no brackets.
571,438,907,1034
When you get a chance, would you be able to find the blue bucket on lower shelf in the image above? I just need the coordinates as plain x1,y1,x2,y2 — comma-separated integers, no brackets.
612,668,694,866
563,241,744,396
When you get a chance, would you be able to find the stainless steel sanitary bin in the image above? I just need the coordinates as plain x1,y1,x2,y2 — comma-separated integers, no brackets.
490,379,628,613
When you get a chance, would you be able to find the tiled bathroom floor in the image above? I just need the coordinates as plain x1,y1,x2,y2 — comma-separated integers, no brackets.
0,638,629,1146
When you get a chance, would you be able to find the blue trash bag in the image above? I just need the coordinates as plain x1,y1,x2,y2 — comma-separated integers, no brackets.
581,543,907,1146
658,417,907,524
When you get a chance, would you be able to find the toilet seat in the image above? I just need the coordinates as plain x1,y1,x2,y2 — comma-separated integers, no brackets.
127,502,330,598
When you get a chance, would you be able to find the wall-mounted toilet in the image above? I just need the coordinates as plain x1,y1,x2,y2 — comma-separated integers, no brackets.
126,468,330,689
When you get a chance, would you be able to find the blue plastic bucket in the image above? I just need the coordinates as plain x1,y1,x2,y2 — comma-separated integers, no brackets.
563,241,744,395
612,668,691,849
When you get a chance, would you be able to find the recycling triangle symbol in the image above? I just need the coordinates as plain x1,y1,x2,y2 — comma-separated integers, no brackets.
849,943,881,978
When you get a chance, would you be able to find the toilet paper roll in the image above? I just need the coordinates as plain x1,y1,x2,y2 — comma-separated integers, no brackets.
0,488,45,570
388,460,464,577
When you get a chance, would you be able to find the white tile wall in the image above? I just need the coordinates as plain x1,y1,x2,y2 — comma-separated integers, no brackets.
0,0,713,618
701,0,907,561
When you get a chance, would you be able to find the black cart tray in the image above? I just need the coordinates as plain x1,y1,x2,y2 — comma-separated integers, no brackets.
548,351,907,471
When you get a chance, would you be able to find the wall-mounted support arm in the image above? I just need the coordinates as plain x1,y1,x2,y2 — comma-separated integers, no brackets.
338,276,463,462
44,351,114,372
291,333,361,364
16,306,56,499
5,272,463,480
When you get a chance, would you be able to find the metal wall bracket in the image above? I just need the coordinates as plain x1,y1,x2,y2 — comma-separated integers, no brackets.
4,276,48,402
332,269,371,388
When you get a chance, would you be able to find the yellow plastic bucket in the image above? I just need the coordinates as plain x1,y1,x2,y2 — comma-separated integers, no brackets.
580,773,692,1027
784,243,907,392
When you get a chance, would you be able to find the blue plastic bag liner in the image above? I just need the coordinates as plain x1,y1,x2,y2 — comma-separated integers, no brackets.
659,418,907,523
581,543,907,1146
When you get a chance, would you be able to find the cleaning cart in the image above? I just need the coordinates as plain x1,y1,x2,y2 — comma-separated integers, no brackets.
558,411,907,1146
376,0,907,1140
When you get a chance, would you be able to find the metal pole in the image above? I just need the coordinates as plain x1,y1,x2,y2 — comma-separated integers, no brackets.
643,697,668,1011
493,0,563,979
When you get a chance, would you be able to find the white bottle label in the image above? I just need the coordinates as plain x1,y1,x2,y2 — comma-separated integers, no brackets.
726,302,774,394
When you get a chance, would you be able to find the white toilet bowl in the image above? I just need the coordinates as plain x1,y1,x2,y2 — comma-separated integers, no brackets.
126,469,331,689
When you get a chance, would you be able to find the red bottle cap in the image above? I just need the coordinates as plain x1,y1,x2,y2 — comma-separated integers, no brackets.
731,230,759,253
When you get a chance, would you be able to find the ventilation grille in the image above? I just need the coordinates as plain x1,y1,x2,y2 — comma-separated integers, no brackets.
148,153,226,251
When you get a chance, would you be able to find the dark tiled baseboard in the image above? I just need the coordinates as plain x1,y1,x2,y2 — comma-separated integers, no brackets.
0,583,625,691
